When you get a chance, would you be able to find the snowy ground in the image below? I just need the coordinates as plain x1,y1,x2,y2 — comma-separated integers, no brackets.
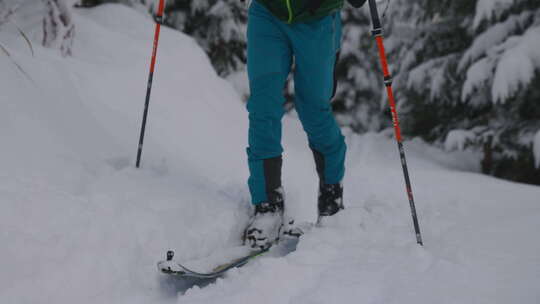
1,4,539,304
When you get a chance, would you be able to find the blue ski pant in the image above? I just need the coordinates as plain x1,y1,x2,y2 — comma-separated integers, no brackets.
247,0,346,205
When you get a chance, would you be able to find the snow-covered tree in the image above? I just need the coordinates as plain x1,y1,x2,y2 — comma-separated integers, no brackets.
391,0,540,184
111,0,247,77
42,0,75,57
449,0,539,183
162,0,247,77
332,3,388,132
387,0,474,139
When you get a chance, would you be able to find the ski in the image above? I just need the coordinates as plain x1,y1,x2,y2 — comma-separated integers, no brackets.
157,248,269,279
157,221,309,280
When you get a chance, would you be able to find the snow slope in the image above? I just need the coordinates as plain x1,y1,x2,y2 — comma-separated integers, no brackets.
1,5,250,304
1,4,539,304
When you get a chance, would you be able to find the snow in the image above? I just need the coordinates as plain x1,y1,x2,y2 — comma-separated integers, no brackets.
444,129,477,151
459,13,531,71
473,0,517,29
461,16,540,103
226,69,249,101
1,4,540,304
534,130,540,169
407,56,454,101
1,4,249,304
492,25,540,102
461,57,492,103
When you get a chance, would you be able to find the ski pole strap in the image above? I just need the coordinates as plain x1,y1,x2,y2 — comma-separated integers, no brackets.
368,0,382,32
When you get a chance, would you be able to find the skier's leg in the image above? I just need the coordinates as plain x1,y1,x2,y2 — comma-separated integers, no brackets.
288,13,346,186
246,1,292,205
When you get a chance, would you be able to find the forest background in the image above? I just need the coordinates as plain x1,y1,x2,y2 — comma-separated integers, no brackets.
3,0,539,185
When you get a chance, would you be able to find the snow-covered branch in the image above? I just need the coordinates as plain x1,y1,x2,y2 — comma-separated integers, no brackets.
42,0,75,57
0,0,19,28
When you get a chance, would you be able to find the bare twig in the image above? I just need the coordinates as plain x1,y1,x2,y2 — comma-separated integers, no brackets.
10,21,34,57
0,42,34,82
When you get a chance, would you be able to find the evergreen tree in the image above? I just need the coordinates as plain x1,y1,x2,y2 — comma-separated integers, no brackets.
332,3,388,132
392,0,540,184
163,0,247,77
387,0,475,141
457,0,540,183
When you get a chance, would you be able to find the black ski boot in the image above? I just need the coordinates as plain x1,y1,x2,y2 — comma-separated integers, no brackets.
244,188,284,250
318,183,344,217
310,148,344,218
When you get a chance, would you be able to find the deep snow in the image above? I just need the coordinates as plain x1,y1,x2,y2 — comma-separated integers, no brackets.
1,4,539,304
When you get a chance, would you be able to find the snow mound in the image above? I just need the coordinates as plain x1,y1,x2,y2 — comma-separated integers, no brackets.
1,4,250,304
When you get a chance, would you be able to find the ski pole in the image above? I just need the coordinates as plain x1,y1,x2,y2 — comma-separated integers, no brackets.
367,0,423,246
136,0,166,168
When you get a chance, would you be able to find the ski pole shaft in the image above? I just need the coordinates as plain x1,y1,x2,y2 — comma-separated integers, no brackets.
136,0,166,168
367,0,423,246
